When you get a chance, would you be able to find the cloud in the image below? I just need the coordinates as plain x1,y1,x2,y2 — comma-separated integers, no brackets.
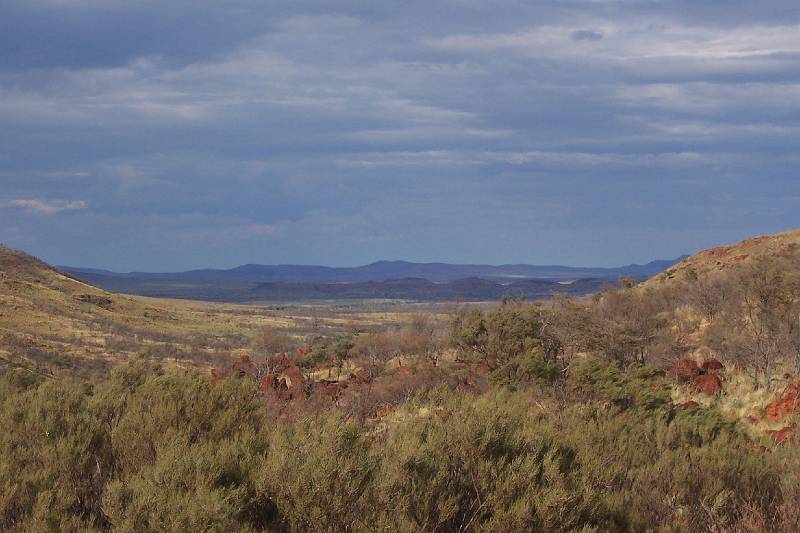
1,1,800,269
6,199,88,215
572,29,604,41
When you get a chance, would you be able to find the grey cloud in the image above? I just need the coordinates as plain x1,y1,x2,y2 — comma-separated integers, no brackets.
572,29,604,41
1,0,799,269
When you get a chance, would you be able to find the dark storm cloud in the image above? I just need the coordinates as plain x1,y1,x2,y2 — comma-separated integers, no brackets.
1,0,799,270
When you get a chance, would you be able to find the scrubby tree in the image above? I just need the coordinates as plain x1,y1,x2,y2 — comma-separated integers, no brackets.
251,326,295,358
707,256,800,388
450,297,556,367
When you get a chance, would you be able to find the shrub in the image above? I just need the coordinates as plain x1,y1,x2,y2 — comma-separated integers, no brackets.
0,375,112,530
570,357,671,411
374,390,602,532
488,347,562,389
102,433,270,532
260,413,375,532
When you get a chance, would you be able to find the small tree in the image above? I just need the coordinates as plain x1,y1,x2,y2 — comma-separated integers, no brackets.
450,298,554,368
707,257,800,388
251,326,295,357
685,269,731,323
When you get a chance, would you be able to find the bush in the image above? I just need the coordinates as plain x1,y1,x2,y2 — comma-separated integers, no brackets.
374,390,602,532
0,375,112,530
450,299,555,366
102,433,270,532
570,357,671,411
488,347,562,389
260,413,375,532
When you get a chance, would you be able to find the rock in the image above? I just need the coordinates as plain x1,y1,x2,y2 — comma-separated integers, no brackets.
279,365,305,391
321,380,347,398
766,424,795,445
764,381,800,421
211,354,256,381
693,373,722,395
700,358,724,372
74,294,113,309
295,347,312,357
259,373,277,393
668,358,701,383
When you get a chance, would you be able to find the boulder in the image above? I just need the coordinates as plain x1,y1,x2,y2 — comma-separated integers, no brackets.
279,365,305,391
764,381,800,421
700,358,724,372
74,294,113,309
668,358,701,383
211,354,256,381
349,369,371,385
693,373,722,396
766,424,795,445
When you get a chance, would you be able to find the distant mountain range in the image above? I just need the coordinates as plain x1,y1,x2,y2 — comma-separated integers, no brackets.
60,257,686,302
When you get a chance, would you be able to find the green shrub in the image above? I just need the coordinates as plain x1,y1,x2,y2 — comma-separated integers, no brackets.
374,391,602,532
0,375,111,531
108,371,263,476
0,359,789,532
102,432,270,532
260,413,375,532
489,347,562,389
570,357,671,411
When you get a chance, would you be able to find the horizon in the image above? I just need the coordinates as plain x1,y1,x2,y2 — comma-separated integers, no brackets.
58,253,690,275
3,1,800,271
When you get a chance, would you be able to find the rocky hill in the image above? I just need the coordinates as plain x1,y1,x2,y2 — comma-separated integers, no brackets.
645,229,800,287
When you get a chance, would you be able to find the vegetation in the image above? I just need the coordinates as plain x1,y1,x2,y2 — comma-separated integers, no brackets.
3,232,800,530
0,360,793,532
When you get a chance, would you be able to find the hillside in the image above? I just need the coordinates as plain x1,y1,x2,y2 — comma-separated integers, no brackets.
645,229,800,286
0,246,406,376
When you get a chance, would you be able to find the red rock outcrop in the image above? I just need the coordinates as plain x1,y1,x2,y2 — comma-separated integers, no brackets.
701,358,724,372
764,381,800,422
211,354,257,381
693,373,722,396
349,369,371,385
765,424,796,445
668,359,702,383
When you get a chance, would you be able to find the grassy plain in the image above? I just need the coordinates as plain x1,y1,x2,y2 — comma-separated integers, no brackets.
0,245,455,376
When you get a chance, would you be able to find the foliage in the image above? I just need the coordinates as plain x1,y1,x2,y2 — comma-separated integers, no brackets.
0,358,794,532
488,347,562,389
450,298,556,366
570,357,671,411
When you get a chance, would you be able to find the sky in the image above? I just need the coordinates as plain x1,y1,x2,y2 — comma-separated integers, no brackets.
1,0,799,271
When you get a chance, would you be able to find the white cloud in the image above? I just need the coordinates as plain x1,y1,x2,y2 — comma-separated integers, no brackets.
6,199,88,215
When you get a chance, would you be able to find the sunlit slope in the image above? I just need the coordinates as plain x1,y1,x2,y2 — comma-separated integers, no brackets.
644,229,800,287
0,246,283,374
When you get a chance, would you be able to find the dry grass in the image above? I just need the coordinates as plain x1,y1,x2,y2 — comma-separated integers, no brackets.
644,228,800,288
0,246,434,376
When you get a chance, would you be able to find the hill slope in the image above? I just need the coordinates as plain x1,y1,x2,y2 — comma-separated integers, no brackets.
0,246,379,375
645,229,800,287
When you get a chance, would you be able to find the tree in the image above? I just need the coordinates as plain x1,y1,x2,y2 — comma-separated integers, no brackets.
251,326,295,358
685,269,730,323
707,257,800,388
450,298,555,368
